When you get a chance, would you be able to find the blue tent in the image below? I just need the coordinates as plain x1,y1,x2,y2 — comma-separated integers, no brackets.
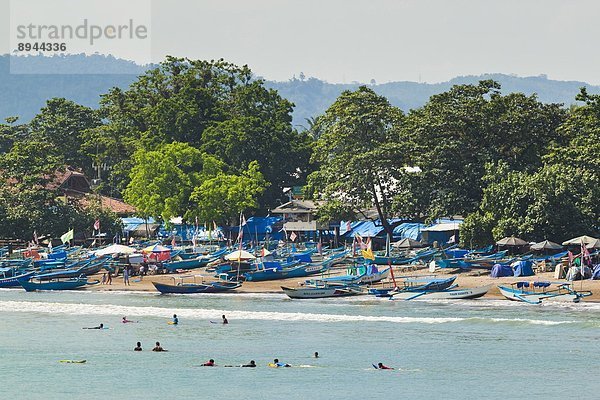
490,263,513,278
512,260,534,277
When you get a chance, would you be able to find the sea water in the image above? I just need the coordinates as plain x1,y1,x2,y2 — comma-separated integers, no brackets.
0,289,599,400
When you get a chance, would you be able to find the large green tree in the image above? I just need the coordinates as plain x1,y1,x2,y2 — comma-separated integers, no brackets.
307,86,405,238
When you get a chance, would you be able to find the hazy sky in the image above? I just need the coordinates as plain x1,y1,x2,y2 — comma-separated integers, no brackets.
1,0,599,83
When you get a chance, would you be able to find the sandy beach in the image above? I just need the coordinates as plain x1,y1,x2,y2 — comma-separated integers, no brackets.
87,266,600,302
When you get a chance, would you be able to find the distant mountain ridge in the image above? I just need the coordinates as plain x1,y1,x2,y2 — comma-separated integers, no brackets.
2,54,599,125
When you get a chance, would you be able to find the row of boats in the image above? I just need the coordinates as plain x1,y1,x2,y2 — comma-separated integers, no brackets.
0,243,594,304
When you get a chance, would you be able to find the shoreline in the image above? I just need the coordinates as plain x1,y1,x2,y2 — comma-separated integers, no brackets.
86,267,600,302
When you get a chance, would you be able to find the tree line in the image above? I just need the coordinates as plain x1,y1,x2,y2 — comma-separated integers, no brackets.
0,57,598,245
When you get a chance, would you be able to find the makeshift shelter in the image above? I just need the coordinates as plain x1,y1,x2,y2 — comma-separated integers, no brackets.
230,216,283,242
512,260,534,277
392,222,425,241
420,219,462,245
490,263,513,278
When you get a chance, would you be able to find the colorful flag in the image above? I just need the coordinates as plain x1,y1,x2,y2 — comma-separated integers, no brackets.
93,219,100,231
242,215,247,226
213,221,218,231
33,230,38,245
290,232,297,242
60,229,74,244
346,220,352,233
362,248,375,260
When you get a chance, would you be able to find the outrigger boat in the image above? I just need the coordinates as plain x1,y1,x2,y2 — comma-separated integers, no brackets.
17,276,99,292
0,270,36,288
389,284,491,300
498,281,592,304
281,282,363,299
369,275,457,298
152,275,242,294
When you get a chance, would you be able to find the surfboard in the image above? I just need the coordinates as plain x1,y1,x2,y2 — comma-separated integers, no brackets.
167,321,178,325
60,360,86,364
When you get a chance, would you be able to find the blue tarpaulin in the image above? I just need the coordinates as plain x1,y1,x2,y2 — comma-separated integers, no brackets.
392,222,425,241
232,216,283,241
512,260,534,277
490,263,513,278
341,219,402,238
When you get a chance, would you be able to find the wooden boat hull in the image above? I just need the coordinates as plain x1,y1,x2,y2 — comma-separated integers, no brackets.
17,277,99,292
391,285,491,300
152,281,241,294
497,285,586,304
281,285,362,299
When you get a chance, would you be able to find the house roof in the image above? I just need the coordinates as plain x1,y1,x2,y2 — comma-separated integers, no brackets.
271,200,319,214
64,189,137,215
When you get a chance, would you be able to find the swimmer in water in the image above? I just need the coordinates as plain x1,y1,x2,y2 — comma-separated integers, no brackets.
222,315,228,324
377,362,394,370
272,358,291,367
152,342,167,352
202,359,215,366
83,323,104,330
172,314,178,325
134,342,142,351
314,352,319,358
242,360,256,368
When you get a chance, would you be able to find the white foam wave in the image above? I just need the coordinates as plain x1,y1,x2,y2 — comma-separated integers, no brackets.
0,300,583,326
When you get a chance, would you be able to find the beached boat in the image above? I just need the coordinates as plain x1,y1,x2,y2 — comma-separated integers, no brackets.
0,271,36,288
34,259,106,280
498,281,592,304
17,276,100,292
369,275,457,298
281,283,363,299
390,284,491,300
152,275,242,294
313,265,391,286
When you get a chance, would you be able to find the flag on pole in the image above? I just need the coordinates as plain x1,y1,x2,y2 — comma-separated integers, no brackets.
290,232,297,242
93,219,100,231
317,241,323,255
242,215,247,226
362,248,375,260
33,230,39,245
60,229,74,244
213,221,218,231
346,220,352,233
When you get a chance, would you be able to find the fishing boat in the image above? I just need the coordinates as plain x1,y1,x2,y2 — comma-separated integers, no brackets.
281,282,363,299
0,271,36,288
17,276,100,292
312,265,390,286
369,275,457,298
390,284,491,300
498,281,592,304
34,259,107,280
152,275,242,294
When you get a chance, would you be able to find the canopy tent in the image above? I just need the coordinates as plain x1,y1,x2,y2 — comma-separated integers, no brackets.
497,236,528,246
224,250,256,261
562,235,599,246
94,244,136,256
392,237,425,249
121,217,160,237
530,240,563,251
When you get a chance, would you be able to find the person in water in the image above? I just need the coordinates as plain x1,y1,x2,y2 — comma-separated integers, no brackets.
122,317,134,323
152,342,167,352
172,314,178,325
242,360,256,368
314,352,319,358
272,358,291,367
222,315,228,324
377,362,393,370
83,323,104,329
134,342,142,351
202,359,215,366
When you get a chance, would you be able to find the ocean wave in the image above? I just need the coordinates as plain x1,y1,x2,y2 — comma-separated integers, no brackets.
0,300,586,326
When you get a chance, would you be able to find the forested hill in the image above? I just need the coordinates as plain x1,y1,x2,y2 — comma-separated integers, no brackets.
2,54,600,124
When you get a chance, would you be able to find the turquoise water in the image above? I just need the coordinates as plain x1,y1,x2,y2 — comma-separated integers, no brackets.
1,289,599,400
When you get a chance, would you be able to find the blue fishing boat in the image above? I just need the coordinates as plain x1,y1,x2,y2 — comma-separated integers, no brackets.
0,271,36,288
17,276,99,292
368,275,457,298
34,259,106,280
152,275,241,294
498,281,592,304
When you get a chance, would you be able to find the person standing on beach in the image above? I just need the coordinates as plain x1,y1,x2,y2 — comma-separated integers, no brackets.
222,315,228,324
123,263,130,286
106,270,112,285
134,342,142,351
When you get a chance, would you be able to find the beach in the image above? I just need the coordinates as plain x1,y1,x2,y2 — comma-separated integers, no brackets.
87,266,600,302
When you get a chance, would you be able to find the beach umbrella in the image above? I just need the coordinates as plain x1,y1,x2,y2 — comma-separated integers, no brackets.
142,244,171,253
562,235,599,246
586,238,600,249
392,238,425,249
224,250,256,261
496,236,528,246
530,240,563,251
94,244,136,256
